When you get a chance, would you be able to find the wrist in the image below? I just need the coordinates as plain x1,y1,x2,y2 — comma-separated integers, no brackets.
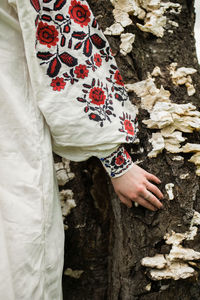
100,146,133,178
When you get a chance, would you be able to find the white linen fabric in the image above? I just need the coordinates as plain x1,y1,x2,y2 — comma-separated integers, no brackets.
0,0,137,299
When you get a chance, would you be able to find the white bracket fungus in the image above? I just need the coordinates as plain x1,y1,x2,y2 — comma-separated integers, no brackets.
60,189,76,230
120,33,135,56
105,0,182,42
165,183,174,200
169,63,197,96
182,144,200,176
55,159,75,186
141,211,200,281
127,66,200,174
64,268,84,279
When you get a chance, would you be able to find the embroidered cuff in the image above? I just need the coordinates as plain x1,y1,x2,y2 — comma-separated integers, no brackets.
100,146,133,178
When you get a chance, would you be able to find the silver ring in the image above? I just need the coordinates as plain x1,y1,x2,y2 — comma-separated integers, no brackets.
145,193,151,201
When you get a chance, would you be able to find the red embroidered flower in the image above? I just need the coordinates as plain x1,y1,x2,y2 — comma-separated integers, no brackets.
69,0,91,27
74,64,89,79
124,120,134,135
114,70,124,86
94,53,102,67
51,77,66,91
89,87,106,106
36,21,59,48
115,155,124,166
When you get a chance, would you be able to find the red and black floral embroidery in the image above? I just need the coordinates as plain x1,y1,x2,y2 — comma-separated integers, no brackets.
69,0,91,27
89,87,106,105
31,0,137,143
70,30,106,57
77,78,116,127
119,113,138,141
51,76,66,91
100,146,133,178
114,70,124,86
94,53,102,67
106,64,129,106
74,64,89,79
36,21,59,47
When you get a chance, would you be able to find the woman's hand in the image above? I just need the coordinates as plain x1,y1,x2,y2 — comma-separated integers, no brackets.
111,164,164,211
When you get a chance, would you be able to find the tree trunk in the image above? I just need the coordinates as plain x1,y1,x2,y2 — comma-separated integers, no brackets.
60,1,200,299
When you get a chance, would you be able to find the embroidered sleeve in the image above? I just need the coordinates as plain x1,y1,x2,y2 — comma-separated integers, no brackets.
100,146,133,178
15,0,138,162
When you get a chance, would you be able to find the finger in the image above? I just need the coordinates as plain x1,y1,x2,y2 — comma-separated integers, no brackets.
146,172,161,184
145,181,164,199
136,196,158,211
119,194,132,208
144,191,163,209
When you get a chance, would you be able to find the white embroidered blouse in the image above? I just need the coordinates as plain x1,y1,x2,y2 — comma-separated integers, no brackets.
14,0,137,177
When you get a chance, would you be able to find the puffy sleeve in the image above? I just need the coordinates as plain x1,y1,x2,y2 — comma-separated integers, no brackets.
12,0,138,177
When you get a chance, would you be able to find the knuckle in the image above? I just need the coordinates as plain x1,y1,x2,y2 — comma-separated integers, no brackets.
137,185,145,194
129,192,137,199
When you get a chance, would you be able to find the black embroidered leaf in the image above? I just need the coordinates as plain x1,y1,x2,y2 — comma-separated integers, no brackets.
89,113,101,122
41,14,52,22
74,42,83,50
43,0,52,3
83,84,91,88
92,18,97,28
37,51,54,61
64,25,70,33
115,93,123,101
90,34,106,49
106,116,111,123
83,38,92,57
63,72,70,78
61,35,66,47
106,77,112,82
43,7,51,12
70,69,74,77
89,107,95,111
82,89,88,94
108,106,114,110
106,110,112,115
59,52,78,67
111,64,117,70
68,38,72,49
106,47,110,54
35,15,39,27
114,87,120,91
86,60,92,65
53,0,66,11
77,97,86,103
84,107,89,113
55,14,64,21
92,79,96,87
30,0,40,12
72,31,87,40
47,57,61,78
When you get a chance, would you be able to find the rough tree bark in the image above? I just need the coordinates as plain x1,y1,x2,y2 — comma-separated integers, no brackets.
60,1,200,299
